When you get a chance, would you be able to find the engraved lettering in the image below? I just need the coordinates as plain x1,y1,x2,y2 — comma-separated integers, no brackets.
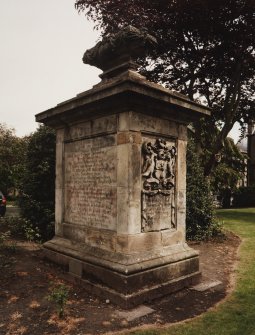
64,138,117,230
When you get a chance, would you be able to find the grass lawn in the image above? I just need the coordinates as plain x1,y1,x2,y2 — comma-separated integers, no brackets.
128,208,255,335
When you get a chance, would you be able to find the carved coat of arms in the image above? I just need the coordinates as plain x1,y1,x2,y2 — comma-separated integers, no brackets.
142,138,176,194
141,138,177,232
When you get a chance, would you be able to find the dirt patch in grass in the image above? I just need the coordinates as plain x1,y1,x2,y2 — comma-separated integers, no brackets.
0,232,240,335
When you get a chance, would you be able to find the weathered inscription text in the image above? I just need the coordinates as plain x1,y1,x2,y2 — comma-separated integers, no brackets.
64,138,117,230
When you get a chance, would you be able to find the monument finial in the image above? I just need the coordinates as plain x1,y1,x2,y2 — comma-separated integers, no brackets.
83,25,157,79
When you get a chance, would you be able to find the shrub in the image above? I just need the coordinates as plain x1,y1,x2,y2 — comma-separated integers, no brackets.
19,125,56,242
0,231,10,248
48,284,69,318
0,216,42,242
186,138,221,240
232,186,255,208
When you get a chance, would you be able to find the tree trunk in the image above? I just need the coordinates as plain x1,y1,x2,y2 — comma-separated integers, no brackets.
203,122,234,177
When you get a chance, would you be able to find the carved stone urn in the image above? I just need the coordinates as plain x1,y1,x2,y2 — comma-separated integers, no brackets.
36,26,210,308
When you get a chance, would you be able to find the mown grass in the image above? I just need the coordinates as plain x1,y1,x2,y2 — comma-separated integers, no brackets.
128,208,255,335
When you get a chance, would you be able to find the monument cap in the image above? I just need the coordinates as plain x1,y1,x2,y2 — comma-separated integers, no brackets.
82,25,157,79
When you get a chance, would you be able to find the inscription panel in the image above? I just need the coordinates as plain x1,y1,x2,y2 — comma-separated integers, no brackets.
141,136,177,232
64,136,117,230
66,115,117,141
142,193,175,231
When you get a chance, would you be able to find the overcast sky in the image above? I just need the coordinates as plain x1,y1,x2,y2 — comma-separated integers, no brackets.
0,1,240,141
0,0,101,137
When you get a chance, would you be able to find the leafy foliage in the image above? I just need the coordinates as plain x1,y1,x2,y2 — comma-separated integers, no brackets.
210,137,246,207
75,0,255,176
186,137,222,240
0,123,28,195
232,186,255,207
0,231,10,249
48,284,69,318
0,216,40,241
19,125,56,242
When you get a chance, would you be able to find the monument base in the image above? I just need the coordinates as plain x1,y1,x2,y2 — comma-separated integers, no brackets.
43,237,200,308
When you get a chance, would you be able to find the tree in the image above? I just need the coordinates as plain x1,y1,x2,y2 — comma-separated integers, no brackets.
0,123,27,195
210,137,246,207
75,0,255,176
19,125,56,241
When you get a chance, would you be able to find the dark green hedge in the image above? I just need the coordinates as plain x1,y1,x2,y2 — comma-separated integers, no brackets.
19,125,56,241
186,138,220,240
232,186,255,208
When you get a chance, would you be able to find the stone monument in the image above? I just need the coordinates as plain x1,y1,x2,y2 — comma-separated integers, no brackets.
36,26,211,308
